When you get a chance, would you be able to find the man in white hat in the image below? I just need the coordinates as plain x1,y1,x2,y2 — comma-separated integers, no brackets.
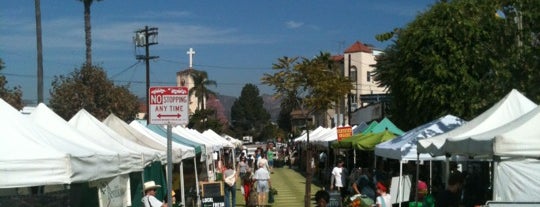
141,181,167,207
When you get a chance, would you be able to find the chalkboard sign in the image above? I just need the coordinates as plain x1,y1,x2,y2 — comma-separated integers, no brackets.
201,196,225,207
200,181,224,197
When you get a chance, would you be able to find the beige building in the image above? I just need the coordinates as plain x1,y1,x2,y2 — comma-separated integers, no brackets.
176,48,204,116
327,41,387,127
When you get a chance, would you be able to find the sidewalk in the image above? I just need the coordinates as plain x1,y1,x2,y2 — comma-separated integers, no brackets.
235,166,322,206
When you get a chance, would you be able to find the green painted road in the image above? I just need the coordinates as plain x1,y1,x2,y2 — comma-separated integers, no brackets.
235,166,322,206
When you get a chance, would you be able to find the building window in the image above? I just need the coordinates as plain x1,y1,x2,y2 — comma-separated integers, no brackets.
350,94,357,104
367,71,371,82
350,66,357,82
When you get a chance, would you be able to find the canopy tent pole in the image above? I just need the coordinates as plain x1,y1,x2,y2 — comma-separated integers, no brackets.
180,161,185,207
353,149,357,165
194,156,201,207
429,160,433,194
374,154,377,171
398,161,403,207
445,157,450,189
415,153,420,202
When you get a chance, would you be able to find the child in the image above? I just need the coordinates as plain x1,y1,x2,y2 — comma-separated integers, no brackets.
375,182,391,207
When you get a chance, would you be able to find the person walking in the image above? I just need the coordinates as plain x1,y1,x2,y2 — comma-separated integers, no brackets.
253,162,271,206
223,163,237,207
141,181,167,207
330,160,348,198
237,156,250,196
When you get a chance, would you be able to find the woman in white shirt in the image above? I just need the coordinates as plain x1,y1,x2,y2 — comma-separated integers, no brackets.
375,182,391,207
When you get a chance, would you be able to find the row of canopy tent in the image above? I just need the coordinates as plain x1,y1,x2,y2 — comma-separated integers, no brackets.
416,89,540,202
293,117,406,151
371,89,540,203
0,99,240,206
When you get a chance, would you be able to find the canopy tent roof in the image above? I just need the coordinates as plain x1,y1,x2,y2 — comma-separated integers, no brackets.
417,89,537,156
375,115,466,161
203,129,240,148
69,109,164,166
294,126,328,142
353,122,368,135
332,130,396,150
28,104,134,181
103,114,196,162
351,130,396,151
365,117,405,135
172,126,222,152
0,99,111,188
445,105,540,157
128,121,198,159
362,121,379,134
221,133,243,147
142,122,204,154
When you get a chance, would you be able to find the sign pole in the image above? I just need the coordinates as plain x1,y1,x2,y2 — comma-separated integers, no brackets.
167,124,173,207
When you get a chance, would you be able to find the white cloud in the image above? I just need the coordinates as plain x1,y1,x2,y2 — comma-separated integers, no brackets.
285,20,304,29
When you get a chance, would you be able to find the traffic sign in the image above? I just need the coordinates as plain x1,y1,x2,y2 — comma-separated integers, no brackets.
148,86,189,125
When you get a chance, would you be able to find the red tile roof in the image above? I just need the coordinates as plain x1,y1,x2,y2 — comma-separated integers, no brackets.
344,41,372,53
331,55,344,62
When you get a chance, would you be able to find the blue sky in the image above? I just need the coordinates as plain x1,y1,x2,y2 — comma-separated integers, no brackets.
1,1,435,103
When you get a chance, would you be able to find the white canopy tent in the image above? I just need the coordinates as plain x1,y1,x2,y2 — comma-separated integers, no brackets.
29,103,135,180
374,115,467,205
0,99,113,188
129,120,203,205
128,121,196,160
69,109,164,167
294,126,327,142
103,114,195,162
443,106,540,201
418,89,537,156
375,115,466,161
202,129,237,148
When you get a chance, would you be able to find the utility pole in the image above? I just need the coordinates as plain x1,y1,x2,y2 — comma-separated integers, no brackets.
134,26,159,124
35,0,43,103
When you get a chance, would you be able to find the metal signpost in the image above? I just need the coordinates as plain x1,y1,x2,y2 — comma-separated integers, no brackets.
148,86,189,207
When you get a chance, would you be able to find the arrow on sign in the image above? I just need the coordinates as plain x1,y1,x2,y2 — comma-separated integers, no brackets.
157,113,182,118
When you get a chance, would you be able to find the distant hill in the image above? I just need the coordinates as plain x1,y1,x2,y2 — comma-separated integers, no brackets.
217,93,281,122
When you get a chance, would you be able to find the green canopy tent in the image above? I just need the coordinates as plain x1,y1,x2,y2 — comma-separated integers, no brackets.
351,130,396,151
362,120,379,134
365,117,405,135
331,132,373,149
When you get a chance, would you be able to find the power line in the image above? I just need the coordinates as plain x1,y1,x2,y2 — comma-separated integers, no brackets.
159,58,271,71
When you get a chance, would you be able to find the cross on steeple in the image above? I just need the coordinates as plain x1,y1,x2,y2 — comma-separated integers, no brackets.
186,48,196,68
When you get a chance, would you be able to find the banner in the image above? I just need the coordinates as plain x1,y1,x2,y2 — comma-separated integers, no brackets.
90,174,130,207
337,126,353,141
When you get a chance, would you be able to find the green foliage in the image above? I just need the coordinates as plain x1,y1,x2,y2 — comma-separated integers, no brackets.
188,108,224,134
262,53,353,129
188,70,217,110
49,64,139,121
373,0,540,129
0,58,23,109
230,84,271,141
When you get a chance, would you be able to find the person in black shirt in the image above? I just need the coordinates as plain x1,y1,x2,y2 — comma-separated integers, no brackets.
435,172,464,207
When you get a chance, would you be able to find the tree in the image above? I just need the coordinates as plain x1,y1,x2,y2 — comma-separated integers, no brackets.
188,94,228,134
230,84,271,141
49,64,139,121
79,0,102,66
262,53,353,128
373,0,540,129
189,70,217,110
0,58,23,109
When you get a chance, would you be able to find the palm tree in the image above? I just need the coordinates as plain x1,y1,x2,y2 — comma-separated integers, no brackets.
79,0,102,66
189,70,217,110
